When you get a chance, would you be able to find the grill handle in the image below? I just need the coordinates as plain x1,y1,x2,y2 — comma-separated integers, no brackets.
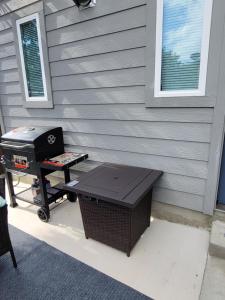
0,142,34,150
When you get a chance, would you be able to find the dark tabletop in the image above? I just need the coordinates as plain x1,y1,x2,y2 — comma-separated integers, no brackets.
67,163,162,208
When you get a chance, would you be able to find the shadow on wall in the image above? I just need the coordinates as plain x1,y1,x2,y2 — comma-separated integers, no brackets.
0,3,10,16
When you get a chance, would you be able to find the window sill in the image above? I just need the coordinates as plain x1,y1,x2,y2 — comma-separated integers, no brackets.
145,95,216,108
24,101,54,109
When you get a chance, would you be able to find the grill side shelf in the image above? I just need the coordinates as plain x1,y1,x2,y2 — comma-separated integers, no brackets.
40,153,88,171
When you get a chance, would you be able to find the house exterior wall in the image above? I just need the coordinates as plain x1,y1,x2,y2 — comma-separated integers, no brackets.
0,0,224,214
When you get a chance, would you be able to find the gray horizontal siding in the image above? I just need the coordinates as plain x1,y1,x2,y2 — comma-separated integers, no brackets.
3,125,209,161
0,55,17,71
0,43,15,59
3,118,212,143
63,132,209,161
50,48,145,76
0,82,21,94
64,145,208,179
1,105,214,123
45,0,79,15
0,0,39,16
0,94,22,105
52,68,145,90
4,124,207,199
46,0,146,30
53,87,146,105
0,1,215,213
155,174,206,197
0,1,42,30
153,188,203,212
49,27,146,62
0,15,12,31
1,87,146,105
47,6,146,47
0,28,14,44
0,69,19,83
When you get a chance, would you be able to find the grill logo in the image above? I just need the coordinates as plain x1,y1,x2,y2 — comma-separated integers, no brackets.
47,135,56,145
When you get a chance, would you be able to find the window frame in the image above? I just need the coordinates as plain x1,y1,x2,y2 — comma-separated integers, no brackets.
154,0,213,98
16,13,48,102
13,7,53,109
145,0,221,108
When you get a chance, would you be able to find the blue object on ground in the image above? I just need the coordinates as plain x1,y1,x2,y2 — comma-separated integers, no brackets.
0,196,6,207
0,226,151,300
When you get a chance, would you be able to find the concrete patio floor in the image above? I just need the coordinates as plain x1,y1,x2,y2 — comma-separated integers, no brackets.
200,255,225,300
7,184,209,300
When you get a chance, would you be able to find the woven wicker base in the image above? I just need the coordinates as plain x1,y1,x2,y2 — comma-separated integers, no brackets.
79,191,152,256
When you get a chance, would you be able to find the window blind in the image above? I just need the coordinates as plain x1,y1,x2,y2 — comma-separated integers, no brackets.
20,19,44,97
161,0,205,91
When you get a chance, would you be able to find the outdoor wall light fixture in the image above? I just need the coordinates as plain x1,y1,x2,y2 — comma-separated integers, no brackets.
73,0,96,9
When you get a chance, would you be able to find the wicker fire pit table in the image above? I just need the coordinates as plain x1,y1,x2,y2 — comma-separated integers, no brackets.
68,163,162,256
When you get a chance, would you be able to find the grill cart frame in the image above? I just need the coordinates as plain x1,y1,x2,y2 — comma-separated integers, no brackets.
0,127,88,222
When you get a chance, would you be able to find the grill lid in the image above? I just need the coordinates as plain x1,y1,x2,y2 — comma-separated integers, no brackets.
1,127,60,143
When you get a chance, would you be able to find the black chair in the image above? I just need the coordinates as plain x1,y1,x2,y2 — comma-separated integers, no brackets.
0,204,17,268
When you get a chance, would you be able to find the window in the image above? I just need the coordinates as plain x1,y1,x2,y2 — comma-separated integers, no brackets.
16,13,48,102
154,0,213,97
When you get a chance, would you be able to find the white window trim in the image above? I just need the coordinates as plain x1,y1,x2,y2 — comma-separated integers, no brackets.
154,0,213,98
16,13,48,102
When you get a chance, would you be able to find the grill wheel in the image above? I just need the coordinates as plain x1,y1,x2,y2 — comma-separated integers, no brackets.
37,207,50,222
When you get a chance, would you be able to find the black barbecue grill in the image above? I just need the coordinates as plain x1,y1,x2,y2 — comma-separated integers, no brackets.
0,127,88,222
1,127,64,174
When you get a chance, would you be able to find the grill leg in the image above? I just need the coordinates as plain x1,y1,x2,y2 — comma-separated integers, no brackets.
64,169,76,202
5,172,18,208
147,190,153,227
37,170,50,221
